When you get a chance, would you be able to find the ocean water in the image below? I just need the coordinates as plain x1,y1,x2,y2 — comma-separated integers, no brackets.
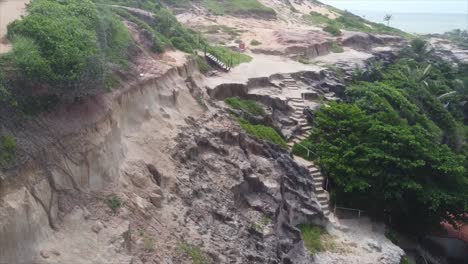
349,10,468,34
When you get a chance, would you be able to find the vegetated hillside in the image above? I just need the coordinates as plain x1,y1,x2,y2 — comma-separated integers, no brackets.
163,0,276,18
294,39,468,235
0,0,252,168
303,9,410,37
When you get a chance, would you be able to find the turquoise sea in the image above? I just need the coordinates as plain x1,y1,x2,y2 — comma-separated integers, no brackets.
350,10,468,34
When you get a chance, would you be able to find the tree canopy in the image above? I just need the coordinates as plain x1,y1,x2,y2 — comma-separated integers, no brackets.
298,40,468,234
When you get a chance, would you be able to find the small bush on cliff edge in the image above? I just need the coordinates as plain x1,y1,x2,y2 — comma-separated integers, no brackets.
299,224,325,254
225,97,265,116
323,25,342,36
238,118,287,149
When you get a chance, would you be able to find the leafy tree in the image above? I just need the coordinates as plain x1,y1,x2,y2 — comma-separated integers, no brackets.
383,14,392,26
310,102,468,234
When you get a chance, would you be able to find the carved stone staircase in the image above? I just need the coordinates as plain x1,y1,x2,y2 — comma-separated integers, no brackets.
282,73,330,216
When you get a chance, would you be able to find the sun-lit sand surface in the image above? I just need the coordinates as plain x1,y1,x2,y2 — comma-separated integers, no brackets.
0,0,30,54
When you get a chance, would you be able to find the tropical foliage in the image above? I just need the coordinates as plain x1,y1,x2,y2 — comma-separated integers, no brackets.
296,39,468,234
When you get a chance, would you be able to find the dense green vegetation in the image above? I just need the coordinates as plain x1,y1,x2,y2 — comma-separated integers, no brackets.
224,97,286,148
304,10,410,37
160,0,276,18
201,0,275,17
295,39,468,234
3,0,134,100
238,118,287,148
225,97,265,116
299,224,326,254
112,3,252,67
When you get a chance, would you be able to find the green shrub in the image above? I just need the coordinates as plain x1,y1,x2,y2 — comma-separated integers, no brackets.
292,139,315,161
106,196,123,213
385,230,400,244
5,0,134,100
193,55,211,74
225,97,265,116
250,39,262,46
201,0,276,17
238,118,287,148
171,37,193,53
401,256,415,264
304,11,332,25
179,243,211,264
323,25,342,36
299,224,325,254
330,42,344,53
0,135,16,167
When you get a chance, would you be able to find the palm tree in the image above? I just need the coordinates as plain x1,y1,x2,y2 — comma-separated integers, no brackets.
384,14,392,26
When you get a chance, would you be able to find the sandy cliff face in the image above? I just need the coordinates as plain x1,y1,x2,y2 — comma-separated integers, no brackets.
0,57,205,263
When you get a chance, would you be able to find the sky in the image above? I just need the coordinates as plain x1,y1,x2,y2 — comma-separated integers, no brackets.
320,0,468,14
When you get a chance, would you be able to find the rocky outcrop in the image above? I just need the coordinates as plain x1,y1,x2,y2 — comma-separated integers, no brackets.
170,112,327,263
340,32,404,51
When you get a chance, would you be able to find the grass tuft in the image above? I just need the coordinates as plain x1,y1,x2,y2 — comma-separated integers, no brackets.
179,243,211,264
299,224,325,254
225,97,265,116
238,118,287,149
106,195,123,213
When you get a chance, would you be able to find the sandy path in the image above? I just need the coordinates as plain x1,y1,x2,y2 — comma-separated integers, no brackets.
0,0,30,54
206,52,323,87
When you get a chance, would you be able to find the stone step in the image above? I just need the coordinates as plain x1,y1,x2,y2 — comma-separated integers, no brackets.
296,134,308,141
319,201,329,208
287,142,295,148
314,176,324,182
317,193,328,201
292,138,301,144
309,167,319,173
291,117,306,123
311,171,321,176
314,182,322,188
315,186,324,192
289,98,303,102
323,209,330,215
291,102,305,106
301,126,312,131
